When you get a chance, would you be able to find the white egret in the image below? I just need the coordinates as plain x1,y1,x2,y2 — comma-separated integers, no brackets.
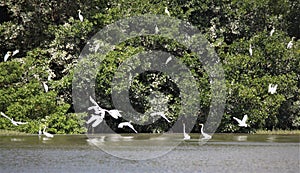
249,44,253,56
287,37,295,49
107,109,122,119
86,114,104,127
155,25,159,34
88,96,106,115
199,123,212,140
270,27,275,36
183,123,190,140
38,126,42,136
233,114,248,127
268,84,278,94
165,56,172,64
88,96,122,119
0,112,28,126
118,121,138,133
12,49,19,56
150,111,171,123
164,7,170,16
4,51,12,62
43,126,54,138
78,10,84,22
42,82,48,92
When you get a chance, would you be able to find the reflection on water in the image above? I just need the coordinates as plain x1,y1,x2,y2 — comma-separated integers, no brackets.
0,134,299,173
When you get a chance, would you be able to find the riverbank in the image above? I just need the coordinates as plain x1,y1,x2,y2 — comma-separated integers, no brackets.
255,129,300,135
0,129,29,136
1,129,300,135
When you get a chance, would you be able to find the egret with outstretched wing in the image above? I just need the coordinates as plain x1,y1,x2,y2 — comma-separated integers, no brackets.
233,114,248,127
0,112,28,126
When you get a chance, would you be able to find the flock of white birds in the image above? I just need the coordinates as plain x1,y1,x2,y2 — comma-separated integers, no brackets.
0,10,290,141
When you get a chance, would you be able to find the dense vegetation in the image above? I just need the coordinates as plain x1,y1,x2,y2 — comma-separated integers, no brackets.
0,0,299,134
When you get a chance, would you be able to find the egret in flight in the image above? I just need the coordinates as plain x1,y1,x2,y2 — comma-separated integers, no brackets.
0,112,28,126
233,114,248,127
88,96,122,119
287,37,295,49
12,49,19,56
4,51,12,62
78,10,83,22
86,114,104,127
249,44,253,56
199,123,212,140
150,111,171,123
118,121,138,133
268,84,278,94
43,126,54,138
183,123,191,140
165,7,170,16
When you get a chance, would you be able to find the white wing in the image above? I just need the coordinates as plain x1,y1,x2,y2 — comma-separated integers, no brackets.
86,114,99,124
233,117,242,124
128,124,138,133
160,113,171,123
89,96,99,107
15,121,28,125
1,112,13,121
118,122,125,128
241,114,248,123
12,49,19,56
107,110,122,119
92,116,103,127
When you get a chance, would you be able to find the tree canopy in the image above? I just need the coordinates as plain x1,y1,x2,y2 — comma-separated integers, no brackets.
0,0,299,134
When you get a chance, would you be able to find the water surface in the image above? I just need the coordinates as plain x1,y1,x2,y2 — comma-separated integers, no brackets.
0,134,299,173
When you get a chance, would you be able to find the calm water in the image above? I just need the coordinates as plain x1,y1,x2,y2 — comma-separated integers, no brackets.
0,134,299,173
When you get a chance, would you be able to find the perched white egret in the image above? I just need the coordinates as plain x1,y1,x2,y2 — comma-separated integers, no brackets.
287,37,295,49
199,123,212,140
268,84,278,94
78,10,84,22
43,126,54,138
233,114,248,127
164,7,170,16
4,51,12,62
165,56,172,64
154,25,159,34
150,111,171,123
270,27,275,36
42,82,49,92
38,126,42,136
0,112,28,126
118,121,138,133
12,49,19,56
249,44,253,56
86,114,104,127
183,123,191,140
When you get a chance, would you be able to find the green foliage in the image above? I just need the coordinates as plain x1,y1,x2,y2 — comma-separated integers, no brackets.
0,0,299,134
